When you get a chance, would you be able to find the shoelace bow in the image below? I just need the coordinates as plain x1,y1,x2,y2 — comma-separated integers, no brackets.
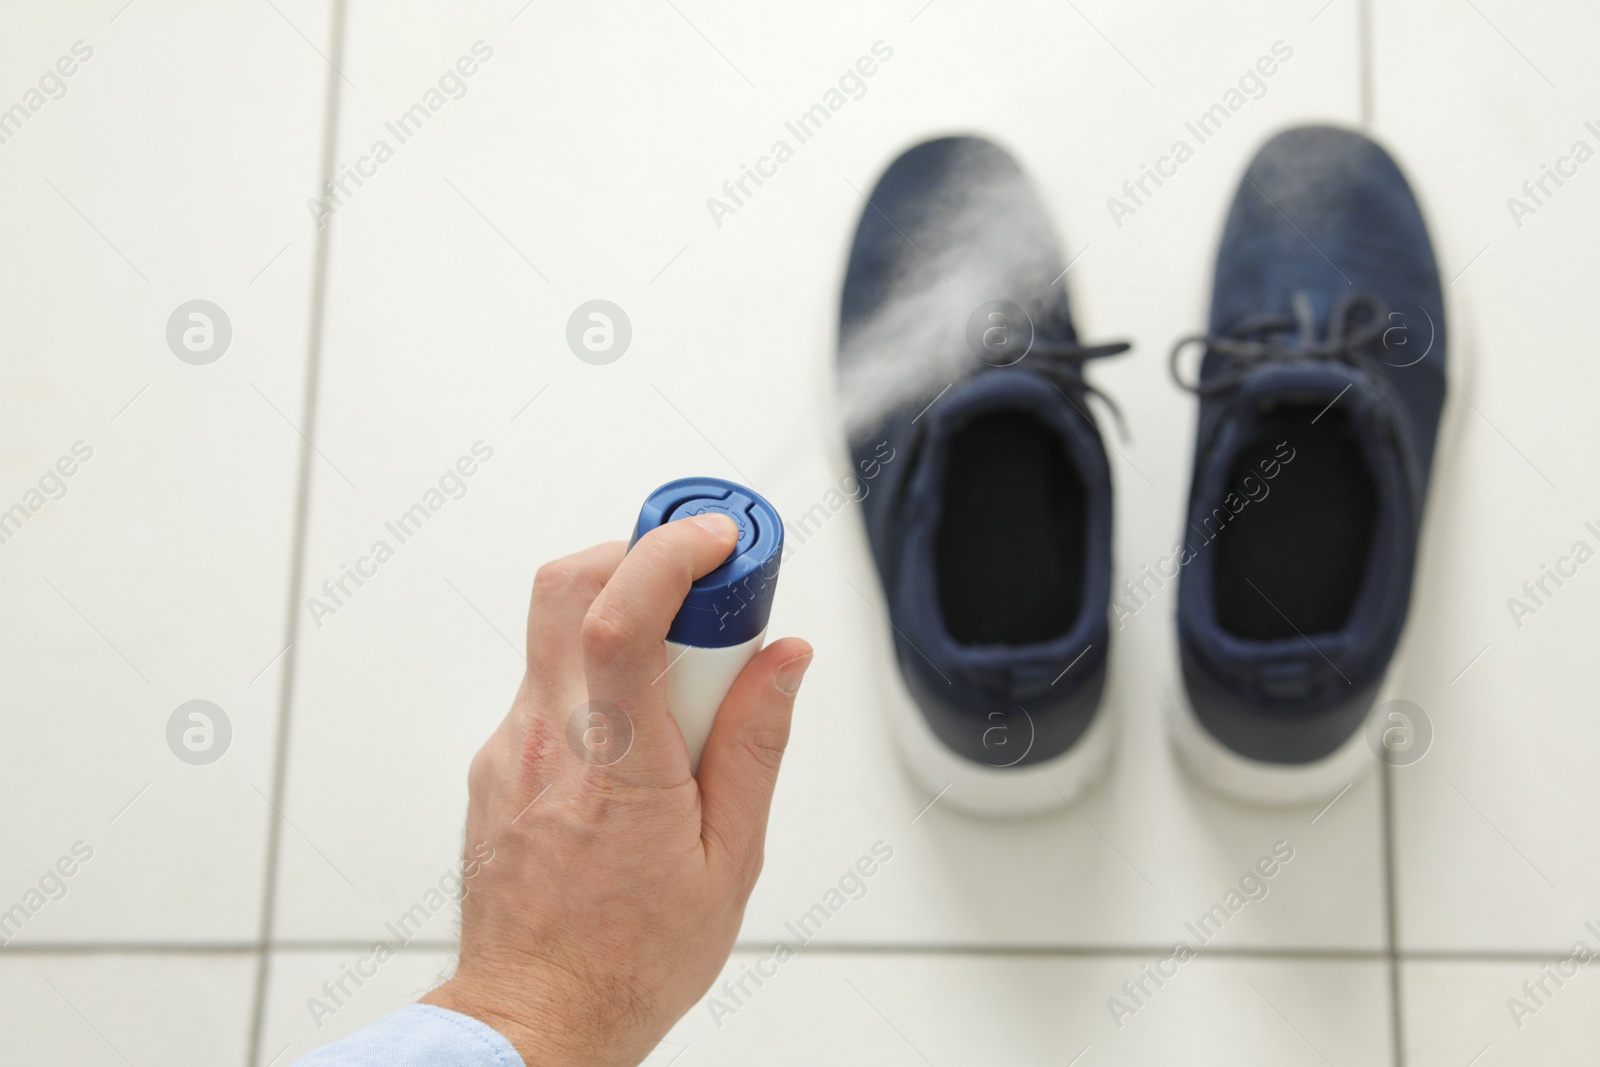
1168,290,1391,397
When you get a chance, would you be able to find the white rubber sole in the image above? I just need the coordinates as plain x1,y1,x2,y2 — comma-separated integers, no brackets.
885,660,1118,819
1165,674,1381,806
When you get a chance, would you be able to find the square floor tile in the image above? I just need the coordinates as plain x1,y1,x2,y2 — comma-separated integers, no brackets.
0,951,254,1066
665,950,1393,1066
0,1,331,942
272,0,1384,952
1403,957,1600,1067
258,947,461,1066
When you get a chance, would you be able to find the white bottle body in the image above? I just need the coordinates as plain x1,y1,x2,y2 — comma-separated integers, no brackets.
667,631,765,773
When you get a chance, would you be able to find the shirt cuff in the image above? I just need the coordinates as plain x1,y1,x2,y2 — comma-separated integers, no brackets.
293,1003,524,1067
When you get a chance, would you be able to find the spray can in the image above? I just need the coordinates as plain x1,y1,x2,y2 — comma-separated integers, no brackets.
631,478,784,772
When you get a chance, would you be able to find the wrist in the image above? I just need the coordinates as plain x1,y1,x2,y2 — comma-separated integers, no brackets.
423,978,598,1067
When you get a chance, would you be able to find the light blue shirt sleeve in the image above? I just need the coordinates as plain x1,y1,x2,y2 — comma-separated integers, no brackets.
293,1004,524,1067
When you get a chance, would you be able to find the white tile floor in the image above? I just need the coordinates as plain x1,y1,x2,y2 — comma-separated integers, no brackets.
2,0,1596,1064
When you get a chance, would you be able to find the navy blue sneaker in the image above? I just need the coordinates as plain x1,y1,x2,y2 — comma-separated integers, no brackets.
838,136,1128,816
1167,126,1447,803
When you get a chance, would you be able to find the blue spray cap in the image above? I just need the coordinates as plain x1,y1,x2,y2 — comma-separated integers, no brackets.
631,477,784,649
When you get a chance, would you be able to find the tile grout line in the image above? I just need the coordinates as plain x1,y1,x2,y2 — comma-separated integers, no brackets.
1382,759,1407,1067
245,1,350,1064
1362,0,1403,1046
1363,0,1405,1055
0,940,1581,963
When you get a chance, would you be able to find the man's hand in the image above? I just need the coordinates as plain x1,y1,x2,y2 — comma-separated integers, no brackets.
423,513,812,1067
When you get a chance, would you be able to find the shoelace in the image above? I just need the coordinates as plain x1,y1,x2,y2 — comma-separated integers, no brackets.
1168,290,1390,397
889,331,1132,520
1000,334,1133,441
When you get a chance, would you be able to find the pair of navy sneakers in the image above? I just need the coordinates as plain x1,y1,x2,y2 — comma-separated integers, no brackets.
838,127,1446,815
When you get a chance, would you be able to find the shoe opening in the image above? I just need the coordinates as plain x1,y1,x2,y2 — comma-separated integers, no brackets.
935,410,1086,645
1212,402,1378,640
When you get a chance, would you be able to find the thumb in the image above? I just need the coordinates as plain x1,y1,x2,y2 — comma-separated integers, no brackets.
696,638,812,884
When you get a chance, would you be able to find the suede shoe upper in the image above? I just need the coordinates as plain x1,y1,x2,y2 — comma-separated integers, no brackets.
839,135,1126,767
1174,125,1446,764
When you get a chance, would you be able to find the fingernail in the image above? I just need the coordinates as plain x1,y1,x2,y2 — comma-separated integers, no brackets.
775,653,812,695
692,513,737,539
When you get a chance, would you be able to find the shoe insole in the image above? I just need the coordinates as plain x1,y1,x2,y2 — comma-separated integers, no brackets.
936,411,1086,645
1212,404,1378,640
